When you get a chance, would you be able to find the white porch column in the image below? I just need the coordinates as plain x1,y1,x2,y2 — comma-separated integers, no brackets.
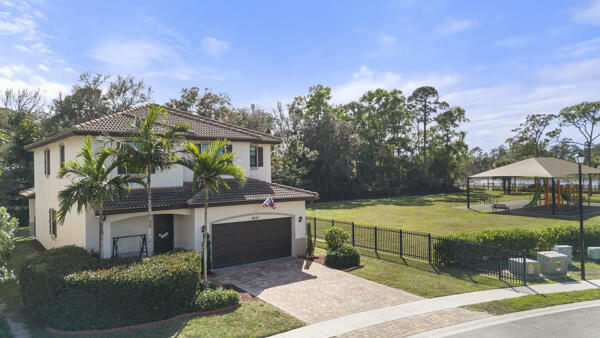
194,209,203,252
102,218,112,259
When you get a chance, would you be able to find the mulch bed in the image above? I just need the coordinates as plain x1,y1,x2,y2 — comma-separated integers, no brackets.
222,284,259,302
299,255,364,272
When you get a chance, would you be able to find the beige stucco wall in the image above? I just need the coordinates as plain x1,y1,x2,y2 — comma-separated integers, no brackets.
31,132,288,261
98,200,306,260
33,136,88,250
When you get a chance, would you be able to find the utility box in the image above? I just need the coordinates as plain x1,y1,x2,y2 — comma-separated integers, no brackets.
537,251,568,278
508,258,540,279
588,247,600,260
552,245,573,265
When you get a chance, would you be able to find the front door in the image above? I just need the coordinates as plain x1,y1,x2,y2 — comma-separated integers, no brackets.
154,214,174,254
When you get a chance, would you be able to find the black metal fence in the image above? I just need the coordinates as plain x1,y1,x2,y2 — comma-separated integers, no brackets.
309,217,528,285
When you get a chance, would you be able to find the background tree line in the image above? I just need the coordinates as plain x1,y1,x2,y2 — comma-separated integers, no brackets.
6,70,598,225
466,102,600,181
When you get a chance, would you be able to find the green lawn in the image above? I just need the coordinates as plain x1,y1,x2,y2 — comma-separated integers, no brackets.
0,228,303,338
314,246,512,298
307,190,600,235
464,289,600,315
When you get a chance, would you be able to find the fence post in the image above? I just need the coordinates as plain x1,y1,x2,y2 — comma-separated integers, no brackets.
497,245,502,280
313,217,317,246
428,233,432,264
331,219,335,228
351,222,355,246
522,250,527,286
399,229,403,257
374,227,378,253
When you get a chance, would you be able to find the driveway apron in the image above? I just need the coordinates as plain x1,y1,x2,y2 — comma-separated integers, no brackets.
213,257,421,324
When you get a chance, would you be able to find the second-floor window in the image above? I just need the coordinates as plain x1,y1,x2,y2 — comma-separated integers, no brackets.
117,141,155,174
59,145,65,168
49,209,57,237
250,146,263,167
44,149,50,176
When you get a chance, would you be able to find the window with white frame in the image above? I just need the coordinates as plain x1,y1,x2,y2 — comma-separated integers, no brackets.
49,209,57,237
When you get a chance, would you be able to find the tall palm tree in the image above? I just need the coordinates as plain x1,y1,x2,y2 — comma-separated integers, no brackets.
118,104,188,255
178,139,246,280
56,136,143,257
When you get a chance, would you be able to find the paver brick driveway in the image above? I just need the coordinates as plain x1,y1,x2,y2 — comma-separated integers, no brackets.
213,257,422,324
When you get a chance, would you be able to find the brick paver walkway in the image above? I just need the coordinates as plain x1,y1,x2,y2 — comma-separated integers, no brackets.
341,308,490,337
213,257,421,323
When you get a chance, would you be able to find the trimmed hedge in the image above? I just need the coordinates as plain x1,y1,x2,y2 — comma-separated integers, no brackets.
325,245,361,269
20,246,238,331
433,225,600,265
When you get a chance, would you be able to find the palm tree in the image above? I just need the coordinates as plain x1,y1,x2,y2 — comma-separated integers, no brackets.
178,139,246,280
118,105,188,255
56,136,143,257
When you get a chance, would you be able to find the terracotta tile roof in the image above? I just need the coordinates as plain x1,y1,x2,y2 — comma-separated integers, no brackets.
102,179,318,215
25,104,282,150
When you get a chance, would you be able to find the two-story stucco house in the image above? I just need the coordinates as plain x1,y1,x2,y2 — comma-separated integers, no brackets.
21,105,318,268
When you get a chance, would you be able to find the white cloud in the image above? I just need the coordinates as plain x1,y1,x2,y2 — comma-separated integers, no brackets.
378,34,396,46
202,37,229,56
493,35,533,47
14,44,31,53
572,0,600,26
560,36,600,58
89,38,174,71
437,19,476,35
445,57,600,148
332,66,460,103
353,65,373,78
38,64,49,71
0,64,67,98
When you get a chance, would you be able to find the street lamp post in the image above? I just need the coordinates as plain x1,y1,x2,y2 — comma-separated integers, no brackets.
575,153,586,280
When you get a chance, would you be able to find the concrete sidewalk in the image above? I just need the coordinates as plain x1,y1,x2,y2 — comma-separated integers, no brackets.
274,279,600,337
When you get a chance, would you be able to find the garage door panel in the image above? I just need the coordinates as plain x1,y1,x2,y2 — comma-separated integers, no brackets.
212,217,292,268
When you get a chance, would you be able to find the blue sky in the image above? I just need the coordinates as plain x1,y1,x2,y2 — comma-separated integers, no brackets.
2,0,600,150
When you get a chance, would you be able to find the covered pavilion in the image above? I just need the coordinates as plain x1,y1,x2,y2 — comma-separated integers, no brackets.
466,157,600,215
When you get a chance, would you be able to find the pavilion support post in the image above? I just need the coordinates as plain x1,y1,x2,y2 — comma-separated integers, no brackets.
467,178,470,209
552,178,556,215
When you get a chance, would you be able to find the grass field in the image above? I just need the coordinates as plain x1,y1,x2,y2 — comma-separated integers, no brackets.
0,228,303,338
464,289,600,315
307,190,600,235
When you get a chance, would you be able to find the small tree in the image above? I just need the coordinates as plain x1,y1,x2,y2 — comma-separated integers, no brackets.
305,222,314,257
57,137,143,257
325,227,349,252
118,105,188,255
0,206,18,281
177,139,246,280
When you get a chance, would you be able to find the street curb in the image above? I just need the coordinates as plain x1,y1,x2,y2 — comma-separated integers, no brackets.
410,299,600,337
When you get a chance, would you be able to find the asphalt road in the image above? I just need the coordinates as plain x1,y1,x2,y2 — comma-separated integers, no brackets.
450,304,600,338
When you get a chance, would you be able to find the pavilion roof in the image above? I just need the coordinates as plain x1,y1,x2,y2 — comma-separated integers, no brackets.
469,157,600,179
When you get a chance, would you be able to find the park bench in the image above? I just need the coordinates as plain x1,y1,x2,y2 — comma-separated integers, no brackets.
480,196,496,204
492,203,509,214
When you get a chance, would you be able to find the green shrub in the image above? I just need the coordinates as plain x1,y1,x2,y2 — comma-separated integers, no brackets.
325,227,349,251
306,222,315,256
325,245,360,269
0,206,19,263
20,247,233,331
194,287,240,312
433,224,600,265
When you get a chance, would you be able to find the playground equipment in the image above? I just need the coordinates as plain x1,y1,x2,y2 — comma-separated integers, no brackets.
524,178,591,210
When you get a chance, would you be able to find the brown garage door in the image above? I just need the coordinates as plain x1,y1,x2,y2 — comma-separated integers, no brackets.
212,217,292,268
